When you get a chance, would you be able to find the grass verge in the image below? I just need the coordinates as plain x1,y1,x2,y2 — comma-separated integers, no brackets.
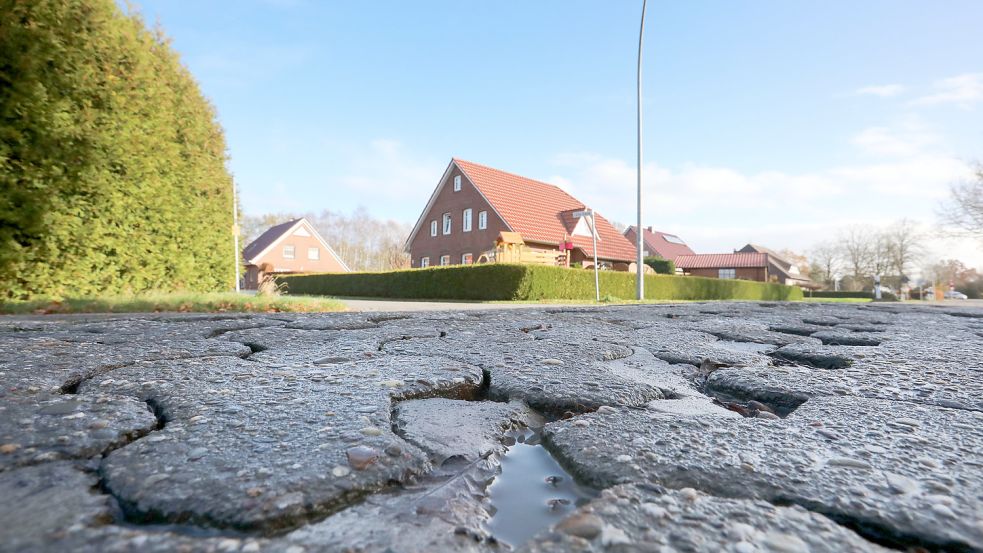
0,292,346,315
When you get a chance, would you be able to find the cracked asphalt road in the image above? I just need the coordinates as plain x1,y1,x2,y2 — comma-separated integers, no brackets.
1,301,981,552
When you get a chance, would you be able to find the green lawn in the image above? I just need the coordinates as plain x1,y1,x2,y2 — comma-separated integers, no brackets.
0,292,346,315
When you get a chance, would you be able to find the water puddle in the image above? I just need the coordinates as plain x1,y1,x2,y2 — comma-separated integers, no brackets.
486,428,595,547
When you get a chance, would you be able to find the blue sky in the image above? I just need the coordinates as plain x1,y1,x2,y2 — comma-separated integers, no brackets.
134,0,983,267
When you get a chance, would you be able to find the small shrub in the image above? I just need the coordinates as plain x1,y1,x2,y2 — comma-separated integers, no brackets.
643,257,675,275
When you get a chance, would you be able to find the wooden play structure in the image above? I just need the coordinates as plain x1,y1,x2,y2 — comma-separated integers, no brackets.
475,232,570,267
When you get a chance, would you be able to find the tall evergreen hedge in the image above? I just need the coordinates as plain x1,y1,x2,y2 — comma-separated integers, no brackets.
0,0,234,299
278,265,804,302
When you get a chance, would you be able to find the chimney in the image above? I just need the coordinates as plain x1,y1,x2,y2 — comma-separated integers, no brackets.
646,226,653,232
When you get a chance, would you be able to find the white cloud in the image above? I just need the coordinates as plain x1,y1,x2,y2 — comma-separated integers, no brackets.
856,84,906,97
851,126,940,157
910,73,983,108
544,151,975,264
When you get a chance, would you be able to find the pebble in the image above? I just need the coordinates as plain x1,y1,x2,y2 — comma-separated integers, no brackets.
600,524,631,546
884,472,918,495
346,445,380,470
763,531,808,553
757,411,780,420
827,457,872,470
0,443,21,454
543,359,564,366
360,426,383,437
641,503,667,519
332,466,351,477
555,512,604,539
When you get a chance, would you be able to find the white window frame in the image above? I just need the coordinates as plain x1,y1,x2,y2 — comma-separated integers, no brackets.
283,245,295,259
463,208,472,232
453,175,462,191
307,247,319,260
442,213,451,235
430,220,437,237
421,257,429,268
478,210,487,230
718,268,736,279
461,253,473,265
439,255,450,266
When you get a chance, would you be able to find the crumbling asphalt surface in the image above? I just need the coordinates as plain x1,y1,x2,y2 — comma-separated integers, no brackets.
1,302,981,552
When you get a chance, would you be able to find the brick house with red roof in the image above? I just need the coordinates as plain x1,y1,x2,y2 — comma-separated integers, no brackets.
241,218,349,289
404,159,636,269
675,252,771,282
623,226,695,261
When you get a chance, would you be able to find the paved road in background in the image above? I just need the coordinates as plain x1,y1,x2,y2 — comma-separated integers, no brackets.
338,298,559,311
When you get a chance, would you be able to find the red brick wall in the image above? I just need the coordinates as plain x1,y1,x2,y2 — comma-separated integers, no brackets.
686,267,768,281
407,167,509,267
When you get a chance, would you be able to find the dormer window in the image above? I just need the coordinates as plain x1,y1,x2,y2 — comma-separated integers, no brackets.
453,175,462,191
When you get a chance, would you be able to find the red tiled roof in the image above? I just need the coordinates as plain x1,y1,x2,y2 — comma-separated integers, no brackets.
625,226,695,260
242,218,302,263
675,253,768,269
454,159,637,262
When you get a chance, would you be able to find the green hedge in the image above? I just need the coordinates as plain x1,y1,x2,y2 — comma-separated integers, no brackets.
808,290,898,301
0,1,234,299
279,264,803,301
643,257,675,275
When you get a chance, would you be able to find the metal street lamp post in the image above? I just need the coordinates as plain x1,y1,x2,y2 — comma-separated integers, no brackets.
635,0,648,301
232,180,241,293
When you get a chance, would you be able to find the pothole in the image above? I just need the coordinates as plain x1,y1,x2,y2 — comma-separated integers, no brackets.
485,427,596,548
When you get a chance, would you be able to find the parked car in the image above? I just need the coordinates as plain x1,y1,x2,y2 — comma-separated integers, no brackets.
944,291,969,300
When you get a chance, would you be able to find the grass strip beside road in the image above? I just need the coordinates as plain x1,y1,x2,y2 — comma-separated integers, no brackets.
0,292,346,315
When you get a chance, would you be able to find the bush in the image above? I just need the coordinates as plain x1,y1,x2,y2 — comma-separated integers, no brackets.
643,257,675,275
0,1,234,299
278,264,804,301
808,291,872,298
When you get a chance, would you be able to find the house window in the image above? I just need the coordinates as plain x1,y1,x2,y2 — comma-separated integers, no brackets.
463,208,472,232
442,213,451,235
719,268,736,279
283,245,295,259
430,220,437,237
453,175,462,191
462,253,473,265
308,247,319,260
440,255,450,266
421,257,430,268
478,210,487,230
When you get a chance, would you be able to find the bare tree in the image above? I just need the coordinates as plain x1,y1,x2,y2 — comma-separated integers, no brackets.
884,218,922,284
808,242,840,288
940,163,983,239
837,226,875,290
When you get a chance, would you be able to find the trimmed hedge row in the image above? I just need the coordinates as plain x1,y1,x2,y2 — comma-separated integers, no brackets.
278,264,803,301
807,290,898,300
